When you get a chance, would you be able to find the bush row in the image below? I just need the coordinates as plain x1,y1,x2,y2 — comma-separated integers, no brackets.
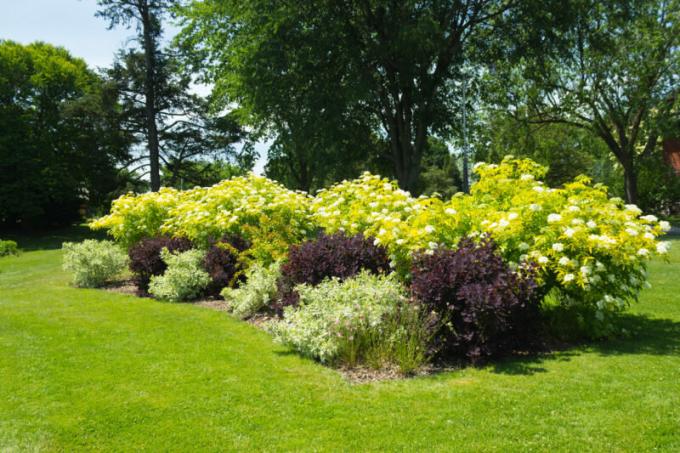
68,156,672,372
91,157,670,325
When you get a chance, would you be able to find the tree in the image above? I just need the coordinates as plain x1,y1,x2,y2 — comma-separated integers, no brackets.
178,0,519,193
0,41,131,226
177,0,383,192
504,0,679,204
419,138,463,198
107,49,252,187
161,159,245,188
474,110,616,188
96,0,176,191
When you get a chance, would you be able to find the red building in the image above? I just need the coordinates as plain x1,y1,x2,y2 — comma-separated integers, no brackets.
664,138,680,176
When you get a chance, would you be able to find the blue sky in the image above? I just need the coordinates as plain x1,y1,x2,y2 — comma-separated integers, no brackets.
0,0,138,69
0,0,268,173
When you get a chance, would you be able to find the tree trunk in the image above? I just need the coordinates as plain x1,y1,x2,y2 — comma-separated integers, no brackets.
622,162,638,205
140,1,161,192
391,136,422,195
388,110,425,195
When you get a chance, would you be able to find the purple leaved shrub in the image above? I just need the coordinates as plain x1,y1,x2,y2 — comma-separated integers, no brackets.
410,236,542,363
203,234,250,297
128,236,193,296
276,232,390,311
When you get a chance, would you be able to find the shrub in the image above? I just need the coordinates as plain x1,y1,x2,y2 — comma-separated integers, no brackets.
271,272,429,372
0,240,19,257
148,249,210,301
91,173,317,262
443,158,669,333
221,262,282,319
203,235,250,297
62,240,128,288
276,232,390,310
410,236,542,363
89,188,182,248
128,236,193,295
310,171,434,275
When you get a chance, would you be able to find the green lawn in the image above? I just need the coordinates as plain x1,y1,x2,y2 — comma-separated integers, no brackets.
1,230,679,451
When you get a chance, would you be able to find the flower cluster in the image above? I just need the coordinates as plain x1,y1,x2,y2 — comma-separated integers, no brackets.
310,172,453,274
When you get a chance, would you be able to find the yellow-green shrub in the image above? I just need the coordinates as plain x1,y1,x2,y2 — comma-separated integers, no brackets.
90,188,181,248
92,174,317,263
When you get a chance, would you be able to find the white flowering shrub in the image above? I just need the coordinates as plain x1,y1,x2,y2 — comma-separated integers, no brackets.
221,262,281,319
450,158,670,327
310,172,436,274
89,188,182,248
62,240,128,288
312,157,669,328
269,272,410,365
91,173,317,263
148,249,210,301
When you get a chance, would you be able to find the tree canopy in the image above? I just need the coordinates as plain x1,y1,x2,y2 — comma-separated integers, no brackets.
0,40,131,226
495,0,680,203
178,0,537,193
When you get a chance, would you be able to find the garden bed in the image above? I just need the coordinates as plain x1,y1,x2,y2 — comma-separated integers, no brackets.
61,157,672,377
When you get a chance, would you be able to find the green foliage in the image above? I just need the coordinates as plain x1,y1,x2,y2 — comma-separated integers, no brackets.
148,248,210,301
418,138,462,198
161,159,246,189
0,40,131,225
177,0,383,192
61,240,128,288
177,0,524,193
270,272,428,372
636,153,680,215
0,240,19,257
221,262,281,319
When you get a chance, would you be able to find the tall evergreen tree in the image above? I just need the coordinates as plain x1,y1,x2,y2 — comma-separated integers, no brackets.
96,0,175,191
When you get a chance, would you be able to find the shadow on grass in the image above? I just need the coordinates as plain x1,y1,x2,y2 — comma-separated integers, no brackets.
491,350,579,376
592,314,680,356
491,313,680,375
1,224,106,251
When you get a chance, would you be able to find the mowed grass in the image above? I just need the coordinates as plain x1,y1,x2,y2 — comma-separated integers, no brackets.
1,230,679,451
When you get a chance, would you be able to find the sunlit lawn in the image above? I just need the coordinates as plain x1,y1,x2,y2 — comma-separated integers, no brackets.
1,228,679,451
